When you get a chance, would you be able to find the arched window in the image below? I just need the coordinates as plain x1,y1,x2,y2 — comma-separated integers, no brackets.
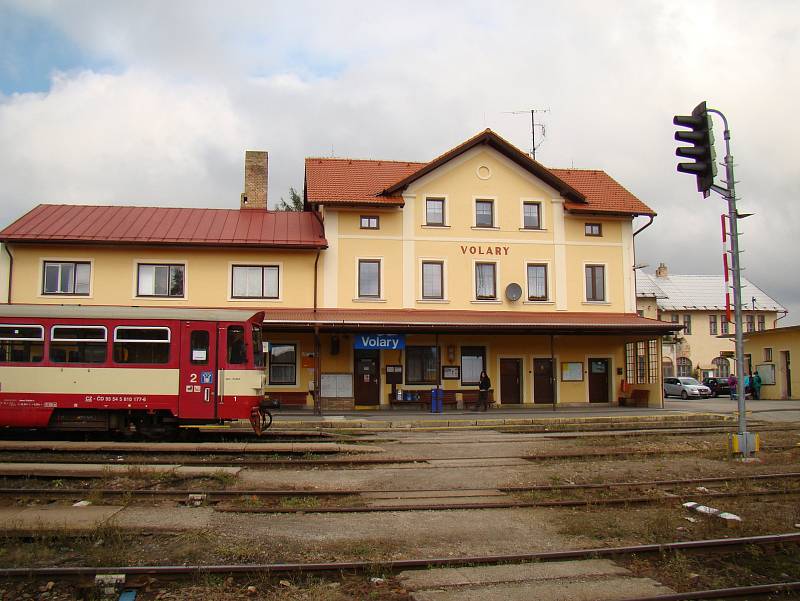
713,356,730,378
662,358,674,378
677,357,692,378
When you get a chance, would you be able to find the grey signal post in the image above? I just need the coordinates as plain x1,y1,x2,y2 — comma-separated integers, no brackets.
674,102,756,457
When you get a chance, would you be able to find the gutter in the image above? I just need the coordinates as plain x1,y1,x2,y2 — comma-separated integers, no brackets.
3,243,12,304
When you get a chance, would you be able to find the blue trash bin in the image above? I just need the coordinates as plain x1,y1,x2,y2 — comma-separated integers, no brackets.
430,388,443,413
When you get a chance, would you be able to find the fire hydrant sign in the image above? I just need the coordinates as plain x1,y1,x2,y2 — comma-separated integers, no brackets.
354,334,405,350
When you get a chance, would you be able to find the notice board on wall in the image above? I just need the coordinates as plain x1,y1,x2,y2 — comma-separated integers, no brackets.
321,373,353,398
756,364,776,385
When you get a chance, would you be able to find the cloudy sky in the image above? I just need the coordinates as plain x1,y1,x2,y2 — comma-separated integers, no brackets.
1,1,798,321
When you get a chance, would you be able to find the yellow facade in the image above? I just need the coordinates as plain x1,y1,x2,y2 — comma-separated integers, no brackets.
743,326,800,400
321,148,635,313
6,244,317,309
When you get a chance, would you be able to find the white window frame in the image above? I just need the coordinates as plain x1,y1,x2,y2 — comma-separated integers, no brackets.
50,325,108,342
472,196,498,229
228,262,282,301
133,260,188,300
419,258,447,302
113,326,171,343
0,324,44,342
473,260,499,302
354,257,385,301
39,258,94,297
525,262,549,302
423,196,448,227
582,262,609,304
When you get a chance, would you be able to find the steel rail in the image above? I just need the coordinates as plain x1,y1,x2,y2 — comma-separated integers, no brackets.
1,532,797,578
616,581,800,601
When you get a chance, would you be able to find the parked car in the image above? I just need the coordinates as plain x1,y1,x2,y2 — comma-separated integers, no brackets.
702,377,731,398
664,377,712,399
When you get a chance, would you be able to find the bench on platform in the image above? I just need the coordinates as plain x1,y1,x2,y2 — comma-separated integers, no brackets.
619,388,650,407
264,392,308,407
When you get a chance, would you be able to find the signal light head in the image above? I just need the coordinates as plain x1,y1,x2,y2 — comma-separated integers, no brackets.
674,101,716,194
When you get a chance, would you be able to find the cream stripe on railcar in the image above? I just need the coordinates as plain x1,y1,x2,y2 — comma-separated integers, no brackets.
218,369,264,398
0,367,178,394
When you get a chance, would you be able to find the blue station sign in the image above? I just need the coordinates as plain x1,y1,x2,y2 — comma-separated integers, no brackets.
353,334,405,350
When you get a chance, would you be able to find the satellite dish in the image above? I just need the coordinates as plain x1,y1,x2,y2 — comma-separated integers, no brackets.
505,283,522,302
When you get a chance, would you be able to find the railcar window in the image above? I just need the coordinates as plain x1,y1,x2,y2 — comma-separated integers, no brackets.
227,326,247,365
0,325,44,363
50,326,107,363
251,325,265,368
190,330,209,365
113,327,170,364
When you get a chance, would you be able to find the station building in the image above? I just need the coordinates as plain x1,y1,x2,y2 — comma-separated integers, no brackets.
742,325,800,400
0,129,677,410
636,265,786,380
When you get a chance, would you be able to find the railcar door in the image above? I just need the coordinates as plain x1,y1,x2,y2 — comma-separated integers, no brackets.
179,321,218,419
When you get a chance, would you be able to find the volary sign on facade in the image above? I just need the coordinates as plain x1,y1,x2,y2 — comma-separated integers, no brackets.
354,334,406,350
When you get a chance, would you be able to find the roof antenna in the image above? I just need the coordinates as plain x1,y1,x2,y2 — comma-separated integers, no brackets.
504,108,550,160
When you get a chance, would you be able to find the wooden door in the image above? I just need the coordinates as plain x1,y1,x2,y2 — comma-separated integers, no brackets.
500,358,521,404
588,358,610,403
354,349,380,405
179,322,217,419
533,358,554,404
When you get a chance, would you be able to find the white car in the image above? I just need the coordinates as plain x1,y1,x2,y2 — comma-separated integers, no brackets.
664,377,712,399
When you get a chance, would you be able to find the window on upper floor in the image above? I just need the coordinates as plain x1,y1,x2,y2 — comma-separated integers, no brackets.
421,261,444,299
425,198,445,226
475,199,494,228
746,314,755,333
585,265,605,302
584,223,602,237
671,313,680,324
709,314,718,335
43,261,90,295
137,264,184,298
231,265,279,299
764,347,773,362
757,315,766,331
358,259,381,298
475,262,496,300
683,314,692,335
522,202,541,230
360,215,379,230
526,264,548,301
721,315,729,335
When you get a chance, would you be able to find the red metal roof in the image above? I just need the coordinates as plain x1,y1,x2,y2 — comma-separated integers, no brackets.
305,158,422,206
0,204,328,248
305,129,655,216
258,308,679,334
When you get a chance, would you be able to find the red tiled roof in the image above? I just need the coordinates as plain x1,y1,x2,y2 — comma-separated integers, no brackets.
259,308,679,334
305,158,423,206
305,129,654,216
0,204,328,248
552,169,655,216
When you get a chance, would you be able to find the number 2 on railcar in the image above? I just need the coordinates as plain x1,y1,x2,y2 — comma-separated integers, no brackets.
0,306,272,437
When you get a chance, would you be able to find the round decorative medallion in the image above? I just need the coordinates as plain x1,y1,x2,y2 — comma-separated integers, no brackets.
476,165,491,180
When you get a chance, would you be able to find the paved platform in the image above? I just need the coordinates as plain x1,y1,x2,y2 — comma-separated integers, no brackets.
399,559,675,600
0,462,242,478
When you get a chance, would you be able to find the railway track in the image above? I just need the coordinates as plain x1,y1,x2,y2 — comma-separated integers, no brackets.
3,471,799,513
1,533,798,601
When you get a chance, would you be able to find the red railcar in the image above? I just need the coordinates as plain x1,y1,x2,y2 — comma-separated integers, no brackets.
0,305,270,437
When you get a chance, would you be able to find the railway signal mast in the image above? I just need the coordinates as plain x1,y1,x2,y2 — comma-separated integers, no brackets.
673,101,757,458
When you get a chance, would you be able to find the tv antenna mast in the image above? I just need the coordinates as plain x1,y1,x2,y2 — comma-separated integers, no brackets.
505,108,550,160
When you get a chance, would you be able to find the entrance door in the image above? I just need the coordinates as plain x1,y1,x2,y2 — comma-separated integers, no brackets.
588,358,610,403
500,358,521,404
533,358,554,404
179,322,218,419
354,349,380,405
782,351,792,399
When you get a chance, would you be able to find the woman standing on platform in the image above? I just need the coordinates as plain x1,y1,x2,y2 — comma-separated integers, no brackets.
478,370,491,411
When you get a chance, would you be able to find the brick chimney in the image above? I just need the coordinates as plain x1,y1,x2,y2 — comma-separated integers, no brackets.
655,262,668,278
241,150,268,210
